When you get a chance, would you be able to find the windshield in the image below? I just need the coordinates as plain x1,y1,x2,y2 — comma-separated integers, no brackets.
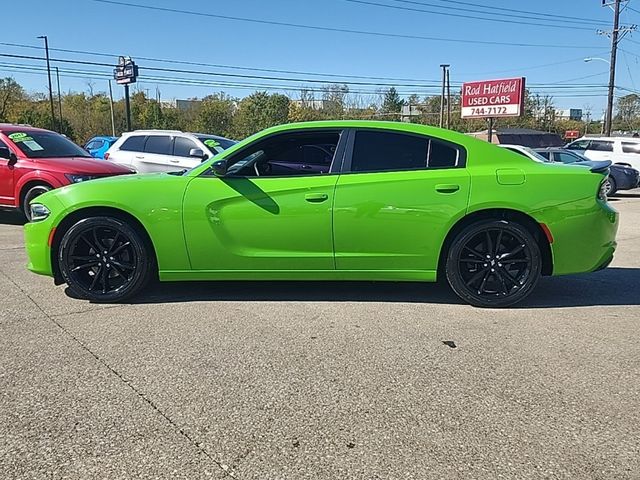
196,136,237,155
7,131,91,159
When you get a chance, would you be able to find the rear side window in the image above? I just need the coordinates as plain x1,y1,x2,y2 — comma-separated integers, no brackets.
588,140,614,152
144,135,173,155
350,131,461,173
567,140,590,150
120,135,146,152
622,142,640,154
536,151,551,160
173,137,198,157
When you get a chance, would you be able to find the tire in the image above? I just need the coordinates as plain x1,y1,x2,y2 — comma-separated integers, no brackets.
445,219,542,308
22,184,51,220
58,216,154,302
603,176,617,197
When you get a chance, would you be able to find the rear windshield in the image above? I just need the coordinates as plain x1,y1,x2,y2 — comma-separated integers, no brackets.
6,131,90,159
196,136,237,155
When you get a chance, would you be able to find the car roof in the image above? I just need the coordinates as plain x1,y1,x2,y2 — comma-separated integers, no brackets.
0,124,52,134
574,136,640,142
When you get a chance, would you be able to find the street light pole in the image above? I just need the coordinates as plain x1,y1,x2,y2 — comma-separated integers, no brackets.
37,35,56,131
55,67,63,131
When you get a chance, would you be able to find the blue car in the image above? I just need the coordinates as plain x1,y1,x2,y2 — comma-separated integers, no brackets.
83,136,118,159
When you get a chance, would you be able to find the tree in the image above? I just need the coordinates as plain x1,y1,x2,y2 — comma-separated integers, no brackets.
232,92,290,138
0,77,27,122
615,94,640,122
193,93,235,137
381,87,404,116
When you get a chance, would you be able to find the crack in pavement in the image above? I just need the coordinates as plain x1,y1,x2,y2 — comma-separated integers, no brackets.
0,267,237,479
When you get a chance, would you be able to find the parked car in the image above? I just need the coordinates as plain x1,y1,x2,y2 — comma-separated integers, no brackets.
84,135,117,159
565,136,640,171
0,125,133,220
534,148,639,196
105,130,236,173
24,121,618,308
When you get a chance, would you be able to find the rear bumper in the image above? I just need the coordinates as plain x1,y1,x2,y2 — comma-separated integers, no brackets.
537,198,619,276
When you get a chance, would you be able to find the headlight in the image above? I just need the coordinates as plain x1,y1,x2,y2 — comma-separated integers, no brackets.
65,174,99,183
30,203,50,222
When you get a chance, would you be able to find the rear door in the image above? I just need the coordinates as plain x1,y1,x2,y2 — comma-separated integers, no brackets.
333,129,470,273
619,141,640,170
0,138,16,205
140,135,176,172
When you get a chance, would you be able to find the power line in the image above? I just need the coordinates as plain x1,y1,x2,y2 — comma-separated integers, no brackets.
91,0,599,49
386,0,610,25
344,0,602,31
0,41,442,84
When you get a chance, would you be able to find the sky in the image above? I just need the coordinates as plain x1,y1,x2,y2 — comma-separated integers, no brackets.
2,0,640,115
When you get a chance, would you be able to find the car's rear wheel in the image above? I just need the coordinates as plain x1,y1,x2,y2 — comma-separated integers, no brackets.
445,220,542,308
58,216,153,302
603,177,617,197
22,184,51,220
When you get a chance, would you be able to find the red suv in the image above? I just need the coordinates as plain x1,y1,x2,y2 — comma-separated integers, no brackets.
0,125,132,219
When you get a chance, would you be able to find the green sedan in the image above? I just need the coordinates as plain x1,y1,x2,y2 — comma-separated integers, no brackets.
24,121,619,307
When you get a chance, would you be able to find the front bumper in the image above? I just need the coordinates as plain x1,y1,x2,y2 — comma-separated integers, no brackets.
23,196,66,277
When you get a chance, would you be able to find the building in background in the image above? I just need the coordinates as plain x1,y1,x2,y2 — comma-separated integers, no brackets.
556,109,583,121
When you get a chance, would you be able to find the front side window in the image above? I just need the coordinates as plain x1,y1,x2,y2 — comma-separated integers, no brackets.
173,137,198,157
588,140,614,152
7,131,91,159
144,136,173,155
350,131,461,173
120,135,146,152
622,142,640,154
224,131,341,177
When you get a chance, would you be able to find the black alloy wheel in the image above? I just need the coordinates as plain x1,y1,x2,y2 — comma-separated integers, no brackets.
22,184,51,220
445,220,542,308
58,217,153,302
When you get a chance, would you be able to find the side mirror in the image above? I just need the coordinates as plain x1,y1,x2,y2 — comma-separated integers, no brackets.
211,159,227,177
0,147,17,167
189,148,208,160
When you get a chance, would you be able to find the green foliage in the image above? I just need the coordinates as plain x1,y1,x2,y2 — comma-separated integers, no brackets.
381,87,404,115
231,91,290,138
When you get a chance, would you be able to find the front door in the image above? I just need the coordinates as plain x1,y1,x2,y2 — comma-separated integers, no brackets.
182,129,345,272
333,129,470,273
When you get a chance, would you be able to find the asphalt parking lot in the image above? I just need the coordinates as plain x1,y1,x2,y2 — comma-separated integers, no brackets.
1,192,639,480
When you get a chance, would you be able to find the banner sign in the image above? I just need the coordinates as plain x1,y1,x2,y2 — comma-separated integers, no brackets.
461,77,525,119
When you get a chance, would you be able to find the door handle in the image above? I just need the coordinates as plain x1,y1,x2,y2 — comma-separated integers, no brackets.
135,155,145,159
169,159,180,163
435,184,460,194
305,193,328,203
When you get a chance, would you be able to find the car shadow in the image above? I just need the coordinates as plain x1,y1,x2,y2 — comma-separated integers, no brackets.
119,267,640,309
0,210,27,226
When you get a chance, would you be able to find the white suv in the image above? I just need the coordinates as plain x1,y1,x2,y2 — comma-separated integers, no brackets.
566,136,640,171
105,130,236,173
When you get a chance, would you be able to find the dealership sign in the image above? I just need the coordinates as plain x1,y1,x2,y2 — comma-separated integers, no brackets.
461,77,525,119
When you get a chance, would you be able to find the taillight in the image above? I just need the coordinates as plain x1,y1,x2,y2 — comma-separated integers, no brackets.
598,178,608,202
104,152,110,160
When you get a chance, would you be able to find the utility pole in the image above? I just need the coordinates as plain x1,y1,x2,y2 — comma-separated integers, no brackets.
439,64,450,128
446,68,451,129
55,67,63,131
600,0,637,136
108,80,116,137
37,35,56,131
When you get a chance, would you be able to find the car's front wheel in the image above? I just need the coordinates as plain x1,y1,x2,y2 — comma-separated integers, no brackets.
58,216,154,302
22,184,51,220
445,220,542,308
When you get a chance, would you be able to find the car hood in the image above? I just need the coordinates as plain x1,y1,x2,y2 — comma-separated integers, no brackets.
30,156,134,174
